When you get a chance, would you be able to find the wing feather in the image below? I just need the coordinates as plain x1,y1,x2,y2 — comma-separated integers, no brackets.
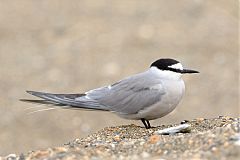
24,91,109,111
86,71,166,114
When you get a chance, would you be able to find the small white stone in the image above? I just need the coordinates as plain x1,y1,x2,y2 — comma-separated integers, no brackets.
5,154,17,160
140,141,145,145
141,151,150,158
155,124,191,135
111,144,116,148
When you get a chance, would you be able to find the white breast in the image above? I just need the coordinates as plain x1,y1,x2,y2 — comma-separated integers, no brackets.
142,79,185,120
122,78,185,120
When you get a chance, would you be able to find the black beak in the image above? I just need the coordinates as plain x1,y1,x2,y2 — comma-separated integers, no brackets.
181,69,199,74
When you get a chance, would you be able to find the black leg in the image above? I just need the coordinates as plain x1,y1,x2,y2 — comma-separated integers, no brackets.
141,118,148,129
146,120,151,128
141,118,151,129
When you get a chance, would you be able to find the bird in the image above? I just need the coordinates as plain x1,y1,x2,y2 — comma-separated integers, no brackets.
21,58,199,129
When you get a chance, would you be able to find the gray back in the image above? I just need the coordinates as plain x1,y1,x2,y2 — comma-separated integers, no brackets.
85,71,166,114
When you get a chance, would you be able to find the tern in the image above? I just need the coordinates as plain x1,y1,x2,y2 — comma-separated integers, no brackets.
21,58,199,129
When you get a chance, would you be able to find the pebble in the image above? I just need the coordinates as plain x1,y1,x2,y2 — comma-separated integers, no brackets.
113,135,121,142
53,147,68,153
180,120,190,124
230,133,240,146
30,150,50,159
148,135,161,144
141,151,150,158
195,118,205,122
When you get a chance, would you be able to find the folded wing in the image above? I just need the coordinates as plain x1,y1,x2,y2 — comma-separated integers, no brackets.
86,71,166,114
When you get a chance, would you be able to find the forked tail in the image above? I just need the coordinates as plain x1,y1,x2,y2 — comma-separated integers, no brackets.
20,91,109,111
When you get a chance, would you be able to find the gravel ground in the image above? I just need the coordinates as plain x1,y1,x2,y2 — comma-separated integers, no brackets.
2,116,240,160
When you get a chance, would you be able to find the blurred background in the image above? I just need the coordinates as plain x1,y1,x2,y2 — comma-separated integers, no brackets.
0,0,238,155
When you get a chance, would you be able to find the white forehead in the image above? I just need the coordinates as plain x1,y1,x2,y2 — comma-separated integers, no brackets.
168,63,183,70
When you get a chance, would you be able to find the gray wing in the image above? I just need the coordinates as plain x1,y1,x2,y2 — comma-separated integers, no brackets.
23,71,165,114
84,71,166,114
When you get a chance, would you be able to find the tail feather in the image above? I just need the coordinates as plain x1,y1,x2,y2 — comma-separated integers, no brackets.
21,91,109,111
20,99,65,106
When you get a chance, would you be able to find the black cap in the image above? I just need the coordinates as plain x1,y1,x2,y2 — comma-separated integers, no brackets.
150,58,199,74
150,58,179,70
